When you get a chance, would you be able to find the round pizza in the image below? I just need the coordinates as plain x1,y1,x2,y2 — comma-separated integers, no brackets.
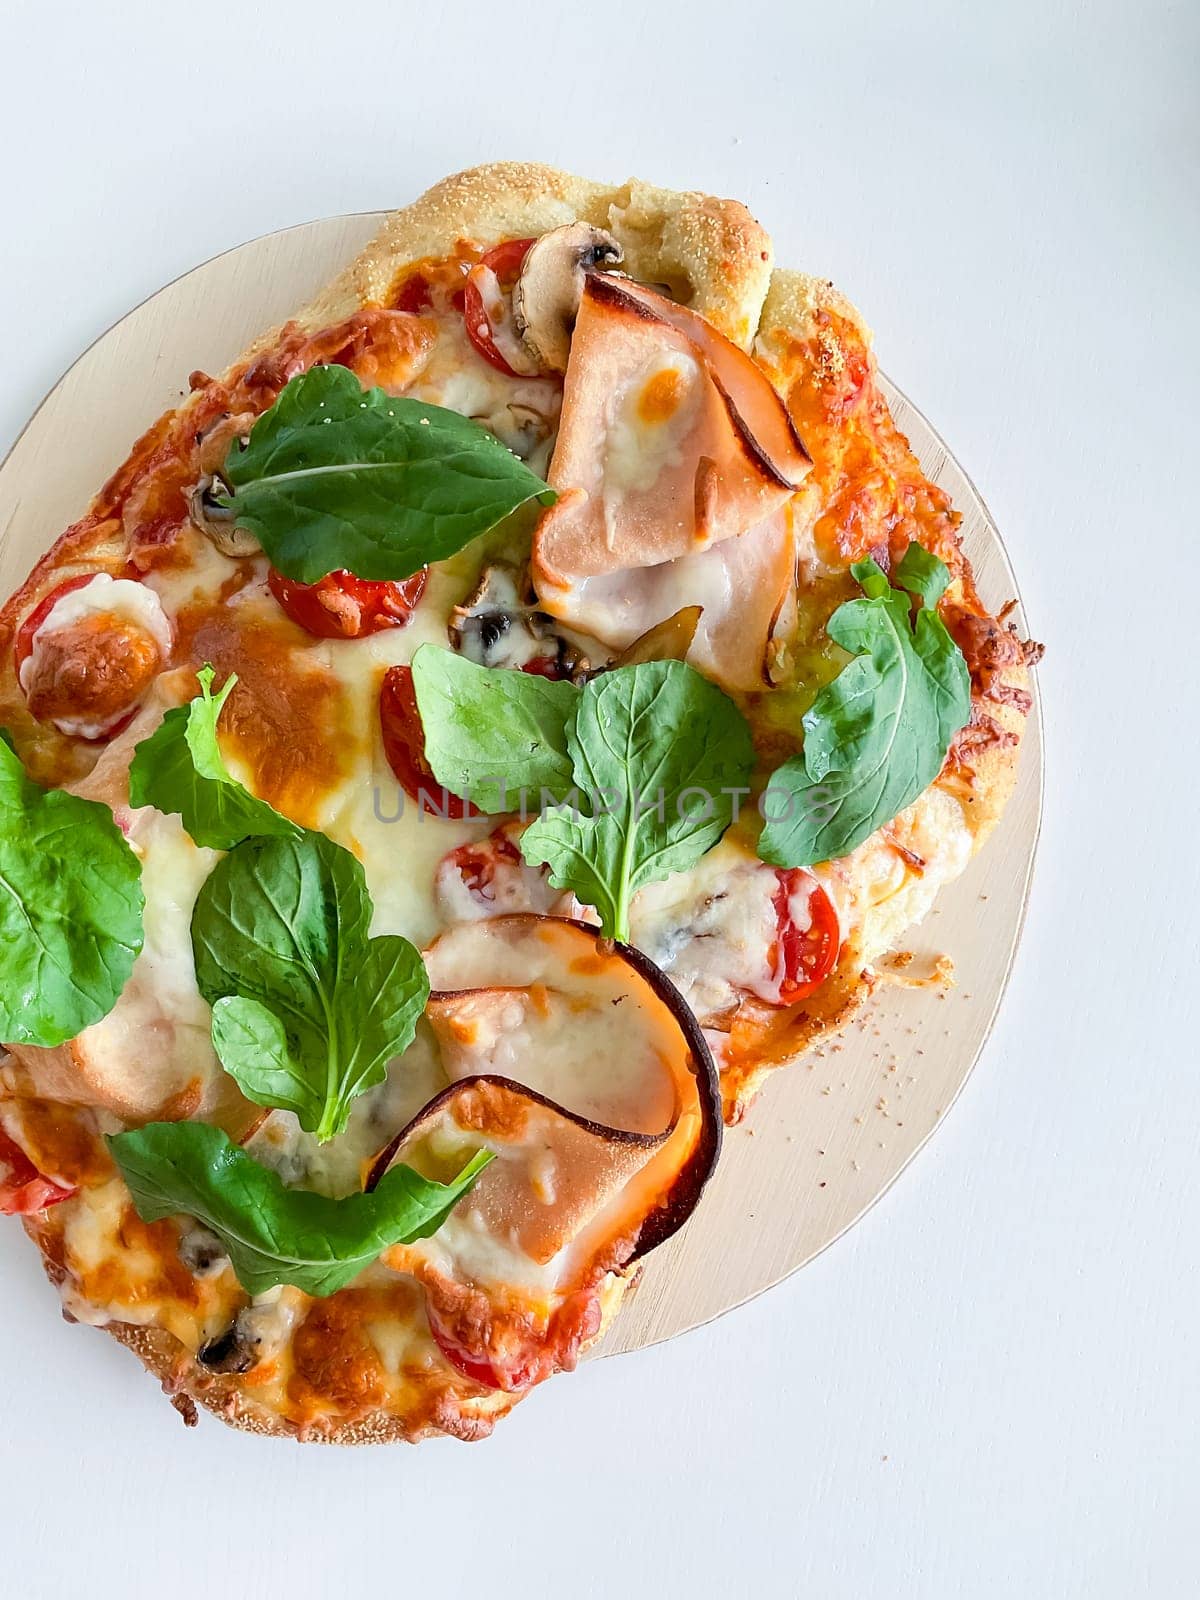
0,163,1040,1442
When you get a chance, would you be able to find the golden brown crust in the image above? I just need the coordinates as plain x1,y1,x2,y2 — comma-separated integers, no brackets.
720,952,874,1122
103,1318,502,1444
945,664,1029,845
326,162,773,348
97,1266,631,1443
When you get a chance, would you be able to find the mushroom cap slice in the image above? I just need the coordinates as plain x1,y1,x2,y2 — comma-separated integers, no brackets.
188,479,262,560
512,222,624,374
613,605,704,667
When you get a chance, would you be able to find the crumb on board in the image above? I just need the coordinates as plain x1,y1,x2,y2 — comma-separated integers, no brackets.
878,951,956,990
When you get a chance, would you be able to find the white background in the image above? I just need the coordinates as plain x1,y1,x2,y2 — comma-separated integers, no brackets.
0,1,1196,1595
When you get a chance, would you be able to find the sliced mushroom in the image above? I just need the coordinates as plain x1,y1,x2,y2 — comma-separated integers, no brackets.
196,1313,258,1374
449,562,591,679
177,1226,229,1278
613,605,703,668
187,475,262,560
512,222,623,375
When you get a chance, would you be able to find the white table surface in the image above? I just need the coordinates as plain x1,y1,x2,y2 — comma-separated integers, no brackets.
0,2,1195,1595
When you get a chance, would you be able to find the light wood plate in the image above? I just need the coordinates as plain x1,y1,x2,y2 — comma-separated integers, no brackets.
0,214,1042,1358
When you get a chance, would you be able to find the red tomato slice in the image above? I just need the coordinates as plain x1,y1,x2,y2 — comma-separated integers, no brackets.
0,1130,75,1216
268,568,427,640
444,828,524,904
461,238,538,377
428,1287,602,1393
771,870,841,1003
378,664,479,819
392,273,433,314
428,1318,537,1393
519,654,570,681
14,572,97,676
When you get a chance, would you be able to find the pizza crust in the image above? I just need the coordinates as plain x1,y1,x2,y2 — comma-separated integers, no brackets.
97,1263,632,1444
316,162,774,349
103,1317,512,1444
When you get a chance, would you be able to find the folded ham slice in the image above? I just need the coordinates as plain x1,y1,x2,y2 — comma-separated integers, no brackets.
369,916,721,1392
552,503,798,691
531,275,809,689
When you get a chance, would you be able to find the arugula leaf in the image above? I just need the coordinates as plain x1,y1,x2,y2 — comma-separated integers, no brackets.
0,733,143,1046
109,1121,491,1297
521,661,755,941
218,365,555,583
191,831,429,1142
129,665,300,850
411,644,578,813
758,544,971,868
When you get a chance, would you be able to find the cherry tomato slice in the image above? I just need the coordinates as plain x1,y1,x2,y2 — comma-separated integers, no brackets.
392,273,433,313
428,1318,537,1393
461,237,538,377
14,573,97,676
445,829,524,902
0,1130,75,1216
771,870,841,1003
378,664,479,819
519,654,570,681
268,567,427,640
428,1281,603,1393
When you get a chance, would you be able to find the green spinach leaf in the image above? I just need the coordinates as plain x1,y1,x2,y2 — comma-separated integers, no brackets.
109,1121,490,1297
521,660,755,942
219,365,555,583
129,665,300,850
191,830,429,1142
0,734,143,1046
411,644,578,813
758,544,971,867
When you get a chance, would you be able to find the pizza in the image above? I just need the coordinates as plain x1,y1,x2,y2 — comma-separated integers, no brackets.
0,163,1040,1443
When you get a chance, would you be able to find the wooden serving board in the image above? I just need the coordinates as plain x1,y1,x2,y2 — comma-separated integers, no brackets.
0,215,1043,1357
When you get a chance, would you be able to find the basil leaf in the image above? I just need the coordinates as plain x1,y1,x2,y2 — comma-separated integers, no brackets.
759,544,971,867
191,831,429,1142
109,1121,491,1297
219,365,555,583
411,644,578,813
521,661,755,942
129,665,300,850
0,733,143,1046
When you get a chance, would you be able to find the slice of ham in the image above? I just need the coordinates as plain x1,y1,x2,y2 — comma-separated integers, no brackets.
369,915,720,1392
531,276,808,689
554,503,798,691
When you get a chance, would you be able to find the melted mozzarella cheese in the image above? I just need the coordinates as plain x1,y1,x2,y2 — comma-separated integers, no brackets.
300,570,497,947
404,317,561,464
629,840,782,1018
848,787,974,963
247,1026,447,1196
64,802,223,1115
